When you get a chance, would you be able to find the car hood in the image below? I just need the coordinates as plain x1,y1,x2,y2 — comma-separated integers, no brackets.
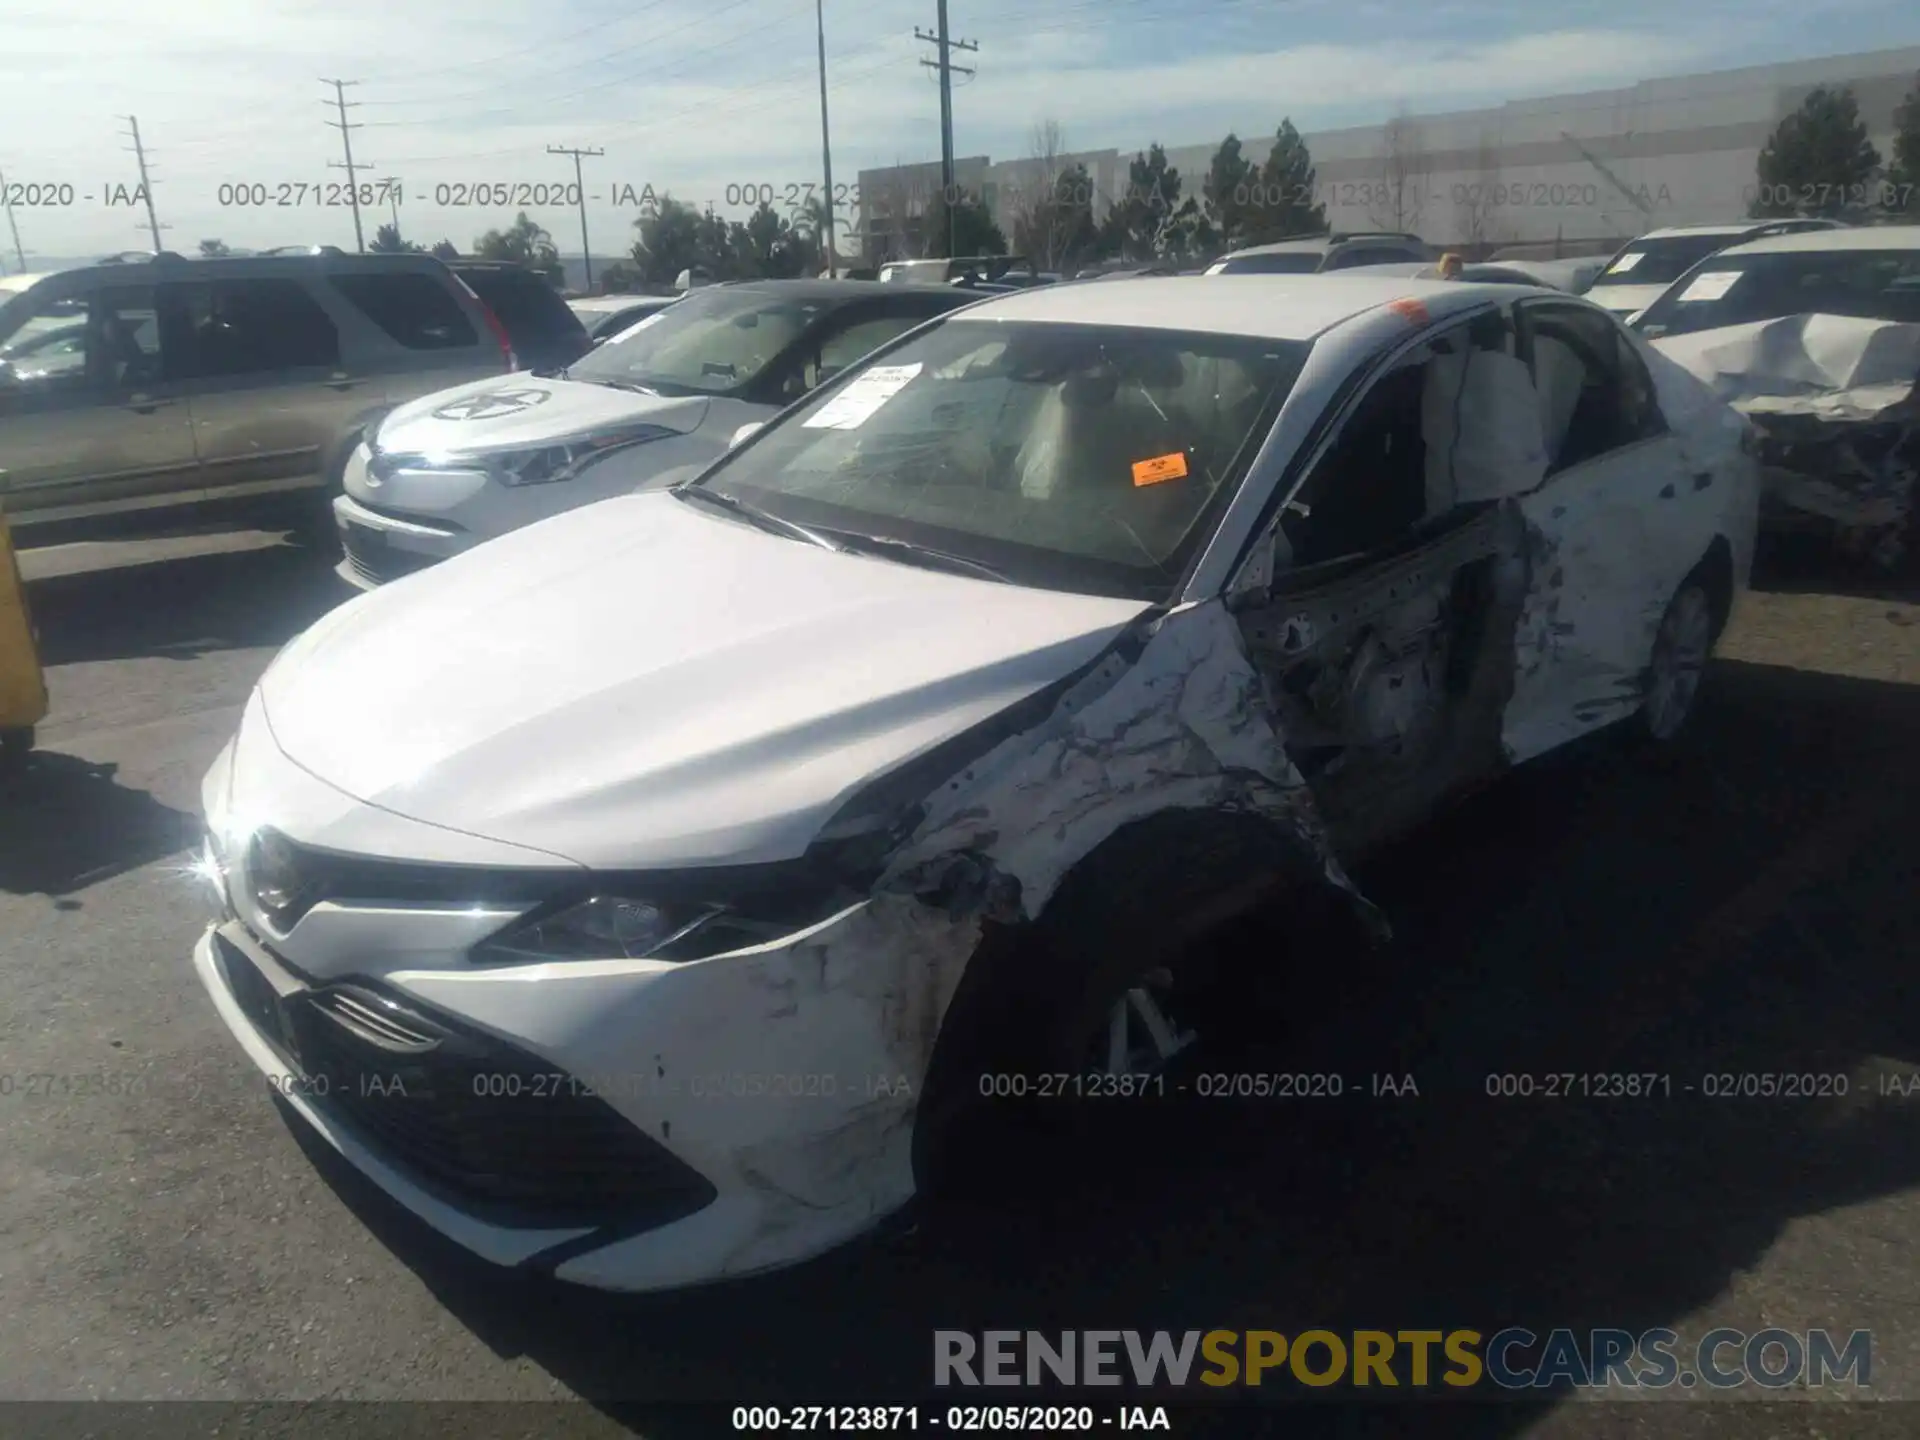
259,492,1151,870
1586,283,1668,315
374,373,710,457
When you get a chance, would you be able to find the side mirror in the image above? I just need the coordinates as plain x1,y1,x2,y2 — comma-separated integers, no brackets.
730,422,764,448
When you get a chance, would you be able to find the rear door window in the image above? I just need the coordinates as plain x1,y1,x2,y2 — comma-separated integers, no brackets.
455,269,588,359
170,277,341,378
328,272,479,350
0,286,165,399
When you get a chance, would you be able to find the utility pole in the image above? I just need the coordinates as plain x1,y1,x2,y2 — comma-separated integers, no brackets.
547,144,604,290
0,169,26,273
384,175,403,242
322,79,369,252
916,1,976,257
121,117,164,251
814,0,837,276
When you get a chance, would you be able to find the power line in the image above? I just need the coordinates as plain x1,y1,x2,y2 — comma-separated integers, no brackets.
358,0,720,106
357,1,677,86
0,168,27,273
547,144,605,288
357,0,778,131
814,0,838,275
377,31,911,166
121,116,165,251
916,1,977,255
322,79,370,252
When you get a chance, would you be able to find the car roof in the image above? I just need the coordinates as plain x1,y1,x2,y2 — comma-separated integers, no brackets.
569,294,673,311
1219,237,1335,257
1704,224,1920,258
952,274,1512,340
1632,220,1843,242
1634,223,1771,240
723,277,967,303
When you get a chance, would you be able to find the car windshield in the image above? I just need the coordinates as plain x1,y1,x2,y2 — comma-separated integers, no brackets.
689,317,1311,601
564,287,825,395
1632,248,1920,337
1591,234,1743,288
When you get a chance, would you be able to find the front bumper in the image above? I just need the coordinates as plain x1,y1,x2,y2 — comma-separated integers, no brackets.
333,494,469,590
194,854,967,1289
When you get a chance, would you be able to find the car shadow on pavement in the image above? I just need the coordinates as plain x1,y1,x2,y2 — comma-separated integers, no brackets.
22,530,349,667
283,656,1920,1439
0,749,202,899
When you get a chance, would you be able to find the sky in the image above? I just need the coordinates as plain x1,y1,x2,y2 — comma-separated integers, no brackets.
3,0,1917,263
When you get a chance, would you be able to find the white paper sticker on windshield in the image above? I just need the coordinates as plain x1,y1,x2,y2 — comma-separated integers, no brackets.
1606,251,1644,274
1676,270,1742,303
802,363,924,429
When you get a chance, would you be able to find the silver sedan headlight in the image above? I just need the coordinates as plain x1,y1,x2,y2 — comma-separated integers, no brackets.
489,427,678,487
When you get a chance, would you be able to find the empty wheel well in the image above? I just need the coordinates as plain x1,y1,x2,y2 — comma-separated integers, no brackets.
1694,535,1735,641
910,807,1343,1182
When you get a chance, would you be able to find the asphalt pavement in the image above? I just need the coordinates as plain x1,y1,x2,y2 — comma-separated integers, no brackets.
1,516,1917,1439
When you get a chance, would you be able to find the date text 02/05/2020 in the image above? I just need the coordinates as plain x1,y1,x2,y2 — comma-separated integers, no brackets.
1482,1072,1862,1098
976,1072,1420,1100
730,1405,1174,1431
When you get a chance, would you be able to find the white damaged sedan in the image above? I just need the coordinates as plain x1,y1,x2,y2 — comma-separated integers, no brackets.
194,276,1758,1290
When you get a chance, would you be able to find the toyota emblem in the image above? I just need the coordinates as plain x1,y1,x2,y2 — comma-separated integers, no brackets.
431,387,553,421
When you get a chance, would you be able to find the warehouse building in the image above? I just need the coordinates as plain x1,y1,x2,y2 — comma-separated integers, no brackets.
856,43,1920,261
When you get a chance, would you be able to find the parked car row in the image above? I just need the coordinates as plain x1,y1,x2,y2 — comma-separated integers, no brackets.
0,250,589,529
183,263,1766,1293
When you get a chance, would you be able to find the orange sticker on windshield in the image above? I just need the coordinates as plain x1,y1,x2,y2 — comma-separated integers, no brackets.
1132,452,1188,487
1387,297,1431,325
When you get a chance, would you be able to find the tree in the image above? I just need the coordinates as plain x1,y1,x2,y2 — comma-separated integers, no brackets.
198,239,230,257
925,186,1006,258
369,222,420,254
597,260,642,293
1750,85,1880,219
791,192,837,272
1453,133,1504,256
1244,118,1326,244
1006,123,1100,272
738,200,813,278
474,211,564,284
693,207,738,276
1098,144,1187,261
1201,134,1257,248
430,239,459,260
632,194,703,284
1368,109,1430,235
1885,71,1920,216
862,159,936,263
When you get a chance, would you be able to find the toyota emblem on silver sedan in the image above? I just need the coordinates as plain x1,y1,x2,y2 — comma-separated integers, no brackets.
431,388,552,421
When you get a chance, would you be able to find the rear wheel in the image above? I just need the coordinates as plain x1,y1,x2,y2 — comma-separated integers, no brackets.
1639,579,1715,743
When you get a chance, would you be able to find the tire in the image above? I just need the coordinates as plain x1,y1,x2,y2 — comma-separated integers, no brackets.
1635,572,1719,745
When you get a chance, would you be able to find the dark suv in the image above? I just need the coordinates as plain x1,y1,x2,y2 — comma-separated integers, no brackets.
447,261,592,372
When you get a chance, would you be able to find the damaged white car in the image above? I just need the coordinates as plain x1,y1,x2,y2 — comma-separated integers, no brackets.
193,275,1758,1291
1636,225,1920,568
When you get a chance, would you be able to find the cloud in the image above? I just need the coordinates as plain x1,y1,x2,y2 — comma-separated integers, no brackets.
0,0,1901,256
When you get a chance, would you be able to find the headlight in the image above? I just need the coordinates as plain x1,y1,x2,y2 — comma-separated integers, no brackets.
489,426,677,487
473,896,727,963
